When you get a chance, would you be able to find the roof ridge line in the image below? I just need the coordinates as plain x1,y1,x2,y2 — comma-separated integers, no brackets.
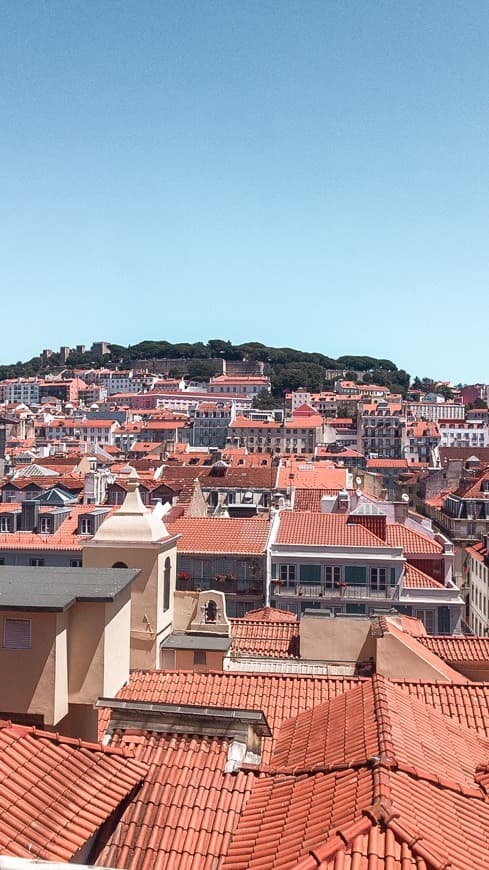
387,817,452,869
395,758,485,801
257,756,384,779
292,816,374,869
371,675,397,772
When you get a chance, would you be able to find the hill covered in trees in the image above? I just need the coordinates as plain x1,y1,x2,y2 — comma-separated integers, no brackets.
0,339,411,397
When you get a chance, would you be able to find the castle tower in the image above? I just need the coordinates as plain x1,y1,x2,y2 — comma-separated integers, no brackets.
83,468,179,669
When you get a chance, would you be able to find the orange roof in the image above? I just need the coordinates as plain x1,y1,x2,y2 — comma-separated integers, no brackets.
276,513,386,548
385,523,444,554
242,606,298,623
93,671,489,869
231,618,300,658
293,488,348,511
0,504,115,551
418,635,489,664
277,463,348,490
115,670,361,762
167,517,271,555
366,458,409,468
403,562,444,588
96,730,255,870
223,676,489,869
0,720,146,863
284,415,323,429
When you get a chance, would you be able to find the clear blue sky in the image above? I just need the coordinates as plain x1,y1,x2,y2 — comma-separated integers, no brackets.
1,0,487,383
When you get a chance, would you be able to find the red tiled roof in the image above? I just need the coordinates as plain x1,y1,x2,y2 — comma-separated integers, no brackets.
418,635,489,664
0,720,146,863
277,463,347,490
0,504,115,551
276,513,386,548
242,607,298,623
403,562,444,588
385,523,444,554
231,619,300,658
293,488,346,511
223,676,489,870
96,730,255,870
115,671,361,762
366,458,409,468
167,517,271,555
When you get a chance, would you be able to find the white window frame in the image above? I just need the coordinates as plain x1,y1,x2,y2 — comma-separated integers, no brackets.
324,566,342,588
39,517,52,534
79,517,92,535
370,567,387,591
279,564,296,583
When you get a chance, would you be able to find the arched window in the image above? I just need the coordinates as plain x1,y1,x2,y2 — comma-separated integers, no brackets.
112,561,128,568
204,600,217,624
163,557,171,611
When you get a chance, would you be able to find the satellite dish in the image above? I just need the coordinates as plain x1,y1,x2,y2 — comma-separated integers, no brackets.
355,476,362,485
401,493,409,503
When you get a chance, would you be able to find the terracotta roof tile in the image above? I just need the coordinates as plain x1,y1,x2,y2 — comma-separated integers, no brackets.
167,517,271,555
418,635,489,664
241,607,298,623
403,563,444,589
223,677,489,869
385,523,444,554
276,513,386,548
231,619,300,658
96,731,255,870
293,489,347,512
0,721,146,863
0,504,115,551
115,671,361,763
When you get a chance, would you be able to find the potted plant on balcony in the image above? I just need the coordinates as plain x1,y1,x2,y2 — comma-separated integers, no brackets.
177,571,191,585
335,580,347,596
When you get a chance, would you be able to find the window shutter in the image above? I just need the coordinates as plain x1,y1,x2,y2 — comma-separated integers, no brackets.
4,618,31,649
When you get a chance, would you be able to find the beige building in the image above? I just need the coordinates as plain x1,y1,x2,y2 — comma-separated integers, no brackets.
0,564,138,738
161,589,232,671
83,467,179,670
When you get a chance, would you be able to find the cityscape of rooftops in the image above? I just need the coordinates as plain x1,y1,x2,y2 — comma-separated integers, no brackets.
1,3,488,867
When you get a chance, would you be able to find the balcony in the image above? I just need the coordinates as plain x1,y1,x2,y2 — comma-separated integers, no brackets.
177,574,263,597
272,583,395,600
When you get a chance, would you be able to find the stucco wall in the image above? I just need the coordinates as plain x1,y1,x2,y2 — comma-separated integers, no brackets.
0,610,61,725
300,616,375,664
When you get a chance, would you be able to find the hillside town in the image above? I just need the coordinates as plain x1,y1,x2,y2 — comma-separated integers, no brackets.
2,341,489,867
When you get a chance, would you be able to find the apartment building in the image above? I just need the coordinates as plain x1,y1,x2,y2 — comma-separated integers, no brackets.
190,401,233,448
228,411,324,455
269,508,461,634
438,419,489,448
208,374,271,396
466,536,489,635
406,401,465,422
359,402,407,458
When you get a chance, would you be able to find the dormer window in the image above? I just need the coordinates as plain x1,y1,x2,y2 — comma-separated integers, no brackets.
39,517,52,534
0,516,12,533
79,517,92,535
